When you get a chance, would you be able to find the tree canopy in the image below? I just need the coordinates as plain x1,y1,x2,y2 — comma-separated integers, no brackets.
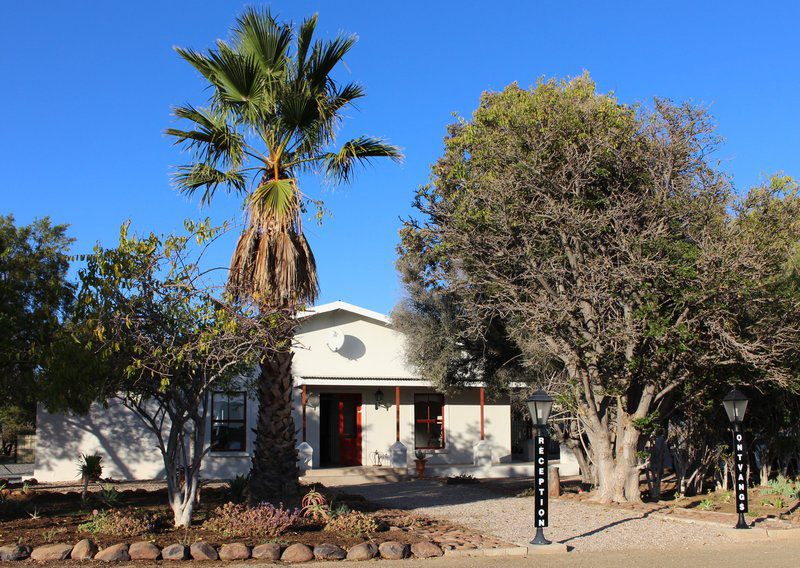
396,75,800,502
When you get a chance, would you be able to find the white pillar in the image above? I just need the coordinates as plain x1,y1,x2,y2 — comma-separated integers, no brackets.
473,439,492,468
297,441,313,472
390,440,408,469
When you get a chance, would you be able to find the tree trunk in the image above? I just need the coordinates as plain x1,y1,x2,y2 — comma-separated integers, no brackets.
249,349,299,502
589,423,643,503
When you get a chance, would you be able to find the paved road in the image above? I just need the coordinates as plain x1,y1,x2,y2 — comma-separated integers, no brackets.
212,539,800,568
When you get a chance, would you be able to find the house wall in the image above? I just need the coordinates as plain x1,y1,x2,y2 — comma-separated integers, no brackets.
293,310,416,379
34,397,258,483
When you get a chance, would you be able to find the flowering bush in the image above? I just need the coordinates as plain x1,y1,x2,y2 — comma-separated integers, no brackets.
78,508,163,537
202,502,300,539
323,511,379,537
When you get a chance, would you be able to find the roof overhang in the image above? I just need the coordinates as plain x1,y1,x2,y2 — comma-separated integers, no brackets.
297,301,391,326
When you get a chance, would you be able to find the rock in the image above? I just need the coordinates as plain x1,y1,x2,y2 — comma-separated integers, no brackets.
31,543,73,561
378,541,409,560
0,544,31,561
218,543,250,561
346,542,378,561
313,543,346,561
411,541,443,558
71,539,97,560
94,544,130,562
129,541,161,561
161,543,189,561
189,542,218,561
252,543,281,561
281,543,314,563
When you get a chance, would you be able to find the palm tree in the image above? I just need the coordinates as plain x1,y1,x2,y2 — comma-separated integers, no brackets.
167,8,401,500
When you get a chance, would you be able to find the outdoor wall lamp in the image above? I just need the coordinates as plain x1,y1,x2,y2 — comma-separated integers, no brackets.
306,391,320,410
526,388,554,545
723,388,750,529
374,389,384,410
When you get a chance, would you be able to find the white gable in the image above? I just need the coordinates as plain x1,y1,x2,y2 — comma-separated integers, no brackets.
292,302,418,380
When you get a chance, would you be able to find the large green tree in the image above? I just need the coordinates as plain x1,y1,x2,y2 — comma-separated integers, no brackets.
167,8,400,499
0,215,73,451
397,76,800,503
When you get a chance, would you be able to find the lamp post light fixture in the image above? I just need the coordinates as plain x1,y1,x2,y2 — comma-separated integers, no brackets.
723,388,750,529
526,388,554,545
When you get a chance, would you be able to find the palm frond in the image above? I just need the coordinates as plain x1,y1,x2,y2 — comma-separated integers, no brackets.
249,178,298,224
295,14,319,74
166,105,245,167
306,34,357,93
173,163,246,205
233,7,291,78
323,137,404,185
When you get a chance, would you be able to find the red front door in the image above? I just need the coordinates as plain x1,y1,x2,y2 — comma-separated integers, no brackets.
338,394,362,466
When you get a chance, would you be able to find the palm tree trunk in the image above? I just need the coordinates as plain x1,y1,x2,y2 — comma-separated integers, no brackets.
249,347,299,502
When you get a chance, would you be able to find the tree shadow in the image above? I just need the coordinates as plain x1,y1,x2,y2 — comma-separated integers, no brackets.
559,505,669,544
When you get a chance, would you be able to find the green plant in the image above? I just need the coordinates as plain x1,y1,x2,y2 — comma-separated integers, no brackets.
77,453,103,499
202,502,300,539
99,484,120,508
766,476,800,500
719,491,732,504
301,489,331,522
697,498,715,511
774,497,786,509
78,509,163,538
42,527,67,543
226,474,249,504
323,511,379,537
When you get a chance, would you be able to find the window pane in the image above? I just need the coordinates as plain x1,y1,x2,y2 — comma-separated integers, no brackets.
415,425,431,448
226,425,245,451
414,397,427,421
212,395,227,421
228,394,245,420
429,400,443,421
429,423,443,448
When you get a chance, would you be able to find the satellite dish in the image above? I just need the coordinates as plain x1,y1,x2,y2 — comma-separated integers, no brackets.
326,329,345,352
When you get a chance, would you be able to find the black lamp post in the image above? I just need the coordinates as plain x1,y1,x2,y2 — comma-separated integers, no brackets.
722,388,750,530
526,388,554,545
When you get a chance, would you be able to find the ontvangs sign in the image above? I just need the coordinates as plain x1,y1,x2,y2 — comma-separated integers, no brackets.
733,430,748,514
535,434,548,528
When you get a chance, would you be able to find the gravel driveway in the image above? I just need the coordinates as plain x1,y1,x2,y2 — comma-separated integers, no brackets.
343,479,739,552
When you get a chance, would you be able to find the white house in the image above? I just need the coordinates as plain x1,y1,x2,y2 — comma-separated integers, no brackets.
34,301,578,482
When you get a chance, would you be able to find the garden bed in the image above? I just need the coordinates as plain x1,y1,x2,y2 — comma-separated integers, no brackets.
0,481,516,562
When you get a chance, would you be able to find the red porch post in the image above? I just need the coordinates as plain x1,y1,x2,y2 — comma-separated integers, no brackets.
479,386,485,441
395,386,401,442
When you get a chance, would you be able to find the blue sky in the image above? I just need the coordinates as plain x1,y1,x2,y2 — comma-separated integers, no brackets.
2,1,798,314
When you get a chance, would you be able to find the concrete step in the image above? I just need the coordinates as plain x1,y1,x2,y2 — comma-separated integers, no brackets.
301,466,409,485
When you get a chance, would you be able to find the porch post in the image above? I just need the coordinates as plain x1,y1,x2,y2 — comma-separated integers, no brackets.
302,384,307,443
479,386,485,441
395,386,401,441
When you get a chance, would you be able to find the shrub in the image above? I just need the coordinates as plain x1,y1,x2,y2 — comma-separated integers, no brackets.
766,476,800,500
324,511,379,537
78,508,163,537
227,474,249,504
98,484,120,508
202,502,300,539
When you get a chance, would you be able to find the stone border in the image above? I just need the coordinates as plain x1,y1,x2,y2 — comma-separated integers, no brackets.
0,538,482,563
